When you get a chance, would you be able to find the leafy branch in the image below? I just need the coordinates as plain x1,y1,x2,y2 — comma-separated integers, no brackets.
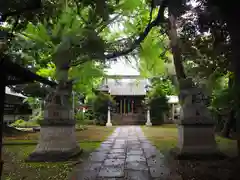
70,0,167,66
104,0,167,60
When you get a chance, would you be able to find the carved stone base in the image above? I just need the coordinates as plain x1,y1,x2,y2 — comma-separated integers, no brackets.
26,126,81,162
106,122,112,126
145,122,152,126
173,124,225,159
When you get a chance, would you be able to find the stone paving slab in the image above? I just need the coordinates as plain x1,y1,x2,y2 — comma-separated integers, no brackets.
98,166,124,178
107,153,126,159
69,126,170,180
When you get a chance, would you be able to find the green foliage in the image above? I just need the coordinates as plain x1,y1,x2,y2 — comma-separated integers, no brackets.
23,97,42,110
149,95,169,125
75,111,95,125
209,74,234,130
10,119,39,127
207,72,230,111
84,110,95,121
70,61,105,95
29,109,43,123
211,88,233,111
145,80,171,125
22,97,43,124
150,78,176,95
139,31,167,77
92,92,115,126
75,111,84,121
8,6,107,98
36,63,56,79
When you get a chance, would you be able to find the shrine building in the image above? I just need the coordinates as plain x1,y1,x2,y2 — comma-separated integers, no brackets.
98,75,179,125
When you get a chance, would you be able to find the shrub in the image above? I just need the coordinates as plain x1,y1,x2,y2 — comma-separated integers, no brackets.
149,96,170,125
145,83,170,125
92,92,115,126
210,87,234,132
75,111,85,123
84,110,95,120
75,110,97,125
10,119,39,127
29,108,43,124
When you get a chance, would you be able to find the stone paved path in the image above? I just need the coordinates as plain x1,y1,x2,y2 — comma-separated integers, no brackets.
69,126,170,180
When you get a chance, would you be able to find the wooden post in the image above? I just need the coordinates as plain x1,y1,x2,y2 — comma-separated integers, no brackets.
128,99,130,113
124,99,126,114
131,100,134,113
120,99,122,114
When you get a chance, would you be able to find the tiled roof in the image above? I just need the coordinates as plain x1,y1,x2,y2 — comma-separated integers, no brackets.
98,78,179,103
5,87,27,98
99,79,148,96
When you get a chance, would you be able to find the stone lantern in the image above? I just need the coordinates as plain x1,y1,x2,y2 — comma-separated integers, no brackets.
106,100,112,127
174,78,219,157
144,84,152,126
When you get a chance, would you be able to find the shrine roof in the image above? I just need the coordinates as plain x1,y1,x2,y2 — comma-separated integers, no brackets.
103,79,148,96
5,87,26,98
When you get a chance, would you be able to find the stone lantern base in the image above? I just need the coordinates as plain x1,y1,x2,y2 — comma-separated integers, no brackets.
178,124,217,154
145,122,152,126
26,96,81,162
172,78,226,160
171,124,225,160
26,124,82,162
106,122,112,126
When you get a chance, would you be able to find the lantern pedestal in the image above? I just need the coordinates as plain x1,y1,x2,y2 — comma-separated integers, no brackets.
27,86,81,162
106,106,112,126
172,79,222,159
145,108,152,126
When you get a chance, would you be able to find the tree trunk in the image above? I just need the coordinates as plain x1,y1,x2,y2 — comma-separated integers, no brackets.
221,77,235,137
167,12,219,157
223,7,240,156
168,13,186,81
27,59,81,162
222,110,235,137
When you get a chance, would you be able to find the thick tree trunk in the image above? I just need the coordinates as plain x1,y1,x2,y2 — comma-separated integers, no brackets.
27,59,81,162
223,8,240,156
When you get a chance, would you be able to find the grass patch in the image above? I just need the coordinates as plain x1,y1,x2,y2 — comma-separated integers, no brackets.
142,125,240,180
142,125,177,155
142,125,239,180
142,125,237,156
3,125,115,180
3,125,115,144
